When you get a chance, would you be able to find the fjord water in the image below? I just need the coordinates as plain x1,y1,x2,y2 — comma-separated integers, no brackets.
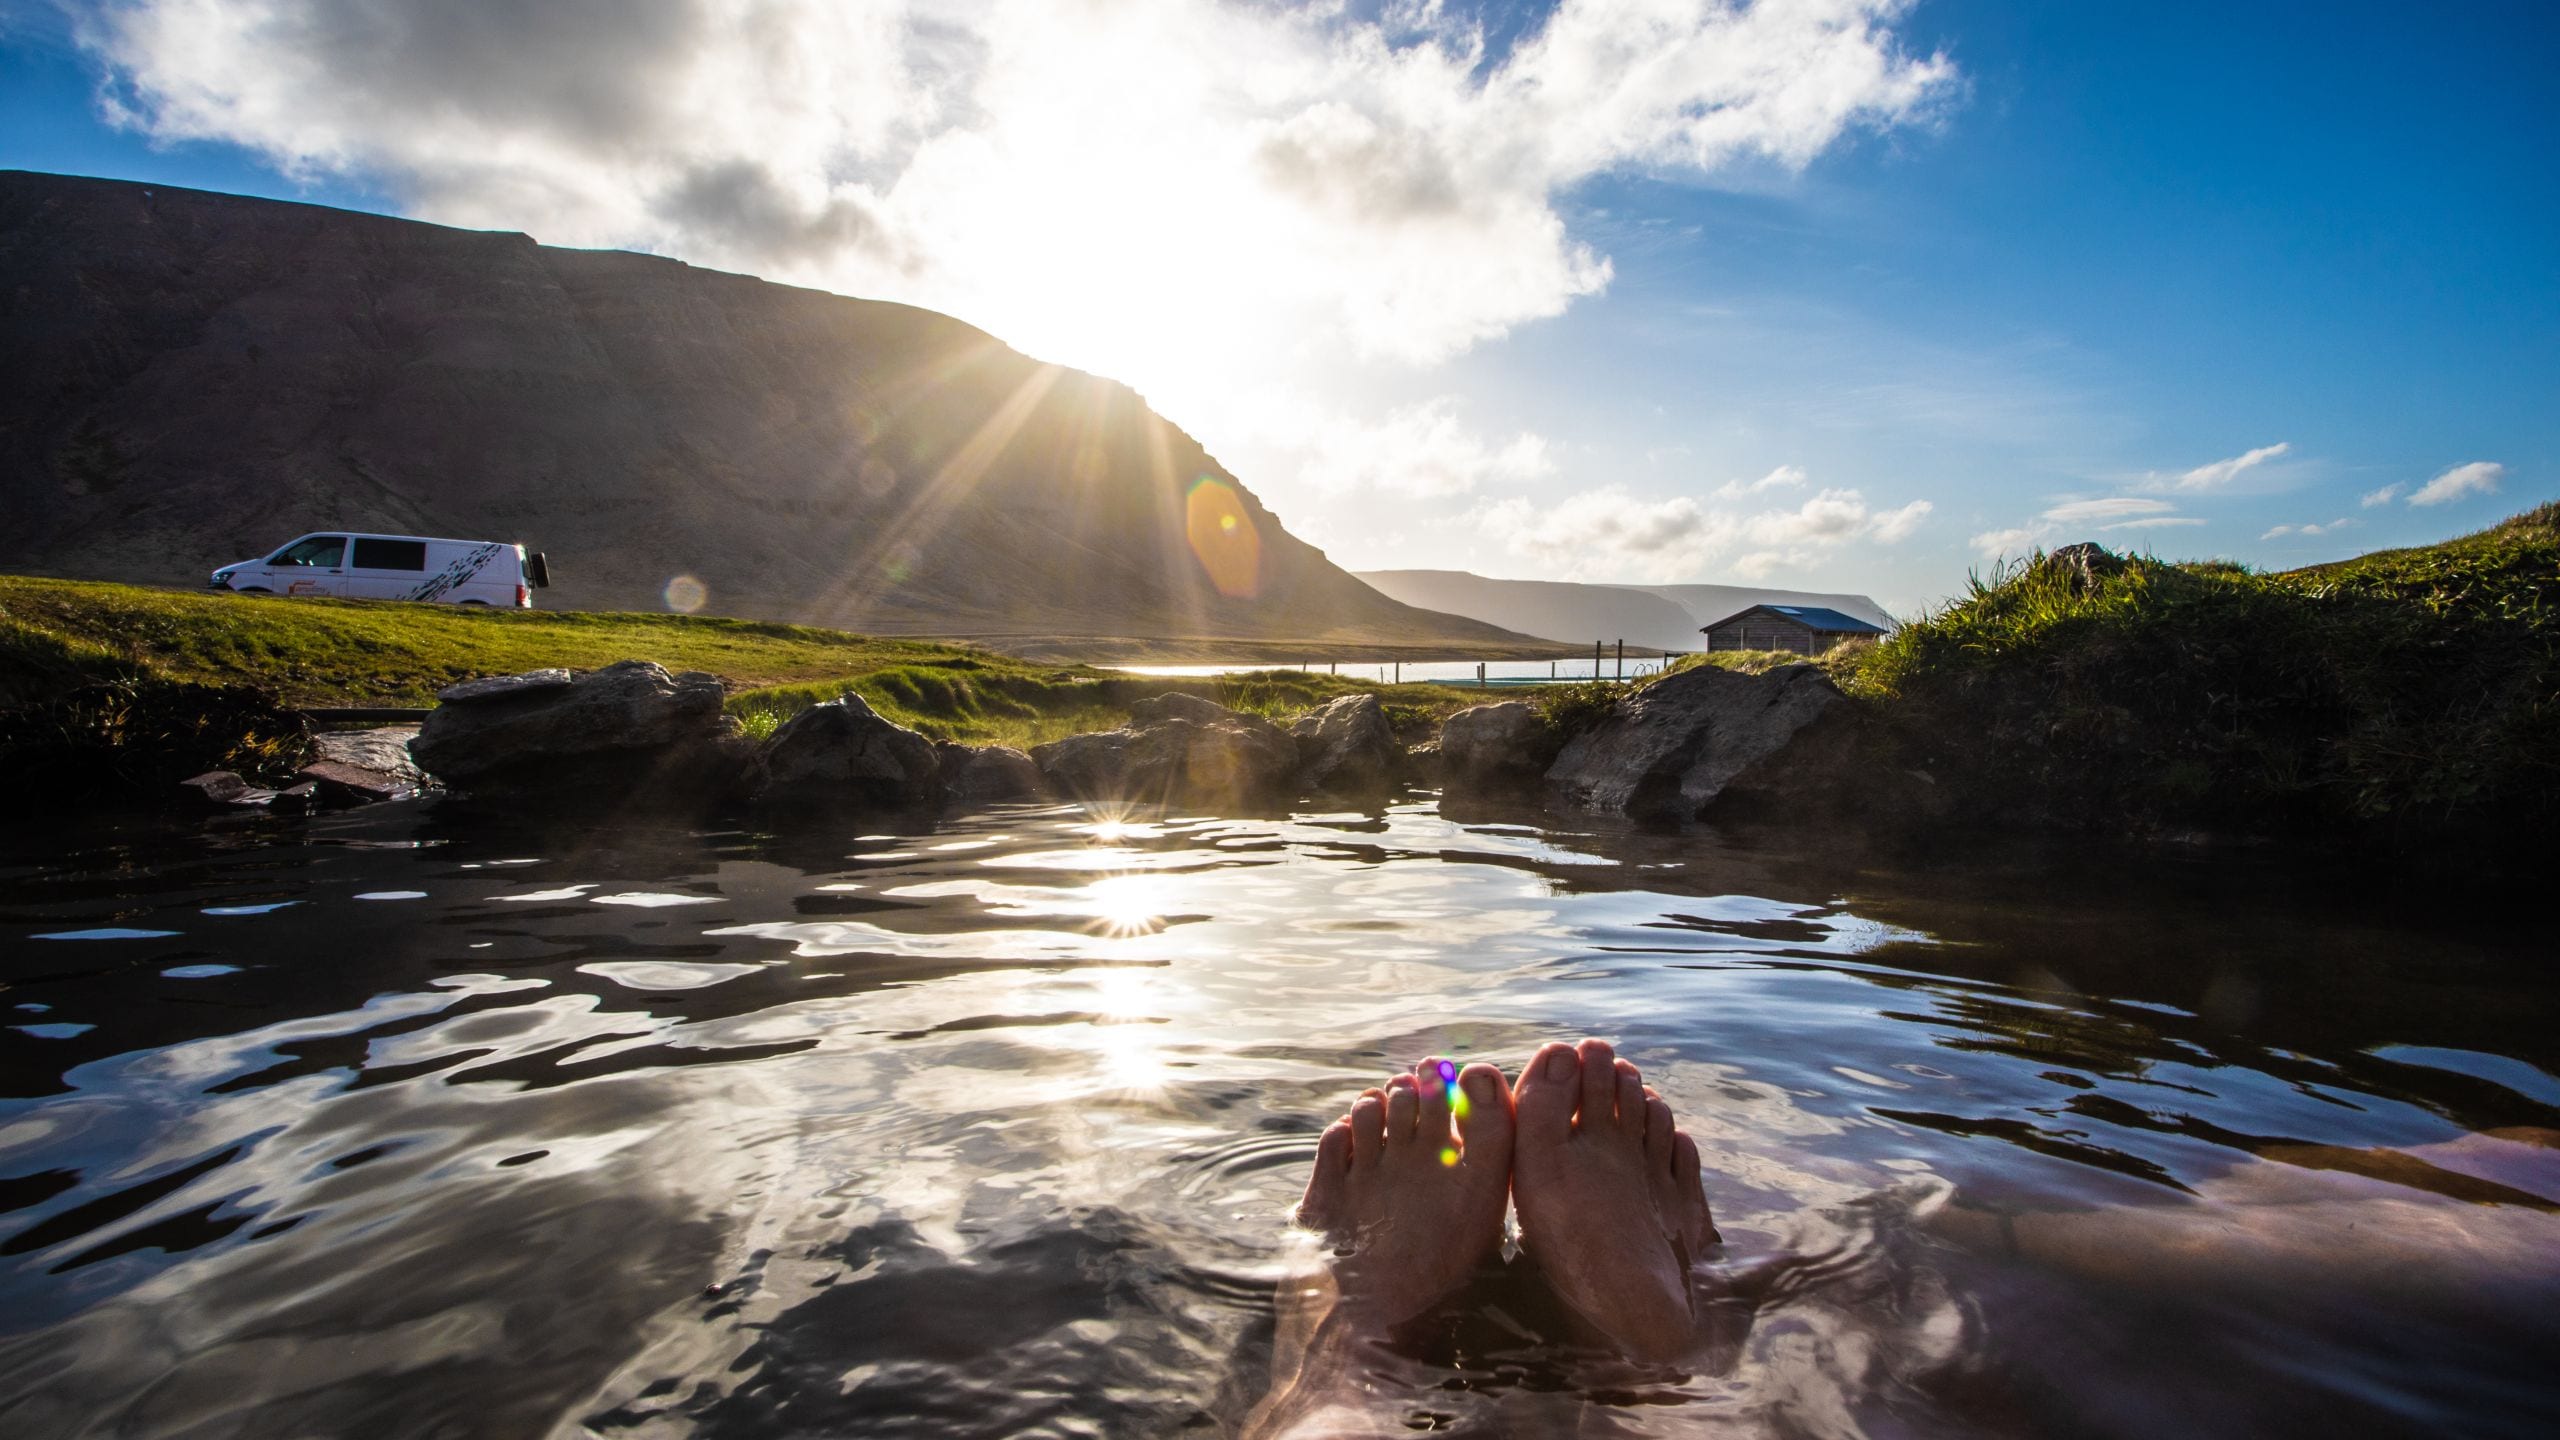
1,801,2553,1438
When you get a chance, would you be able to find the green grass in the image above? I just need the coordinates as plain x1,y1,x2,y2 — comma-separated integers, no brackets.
0,575,1507,751
1839,504,2560,851
1657,646,1870,680
728,667,1495,749
0,575,1012,706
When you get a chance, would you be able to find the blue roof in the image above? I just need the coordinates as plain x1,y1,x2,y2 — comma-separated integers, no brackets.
1700,604,1889,635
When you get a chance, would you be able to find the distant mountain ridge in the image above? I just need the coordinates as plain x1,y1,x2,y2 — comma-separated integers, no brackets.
1609,583,1896,634
1355,570,1896,651
0,170,1540,652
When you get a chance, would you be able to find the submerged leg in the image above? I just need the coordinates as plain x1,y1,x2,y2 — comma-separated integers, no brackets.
1508,1038,1721,1363
1244,1057,1515,1440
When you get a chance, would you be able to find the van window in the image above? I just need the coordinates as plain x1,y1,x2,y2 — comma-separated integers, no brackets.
351,538,428,570
272,536,346,567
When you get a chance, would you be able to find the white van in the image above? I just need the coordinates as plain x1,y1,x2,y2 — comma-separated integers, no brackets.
209,533,551,606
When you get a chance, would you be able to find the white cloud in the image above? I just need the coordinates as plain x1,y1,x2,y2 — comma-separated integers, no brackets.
1478,486,1718,581
1969,526,2045,560
2405,460,2504,507
1972,494,2191,555
2261,518,2356,540
2042,496,2177,525
1867,498,1934,543
1480,480,1927,581
2359,483,2403,507
2141,441,2290,493
1298,397,1553,498
80,0,1959,413
1711,464,1807,500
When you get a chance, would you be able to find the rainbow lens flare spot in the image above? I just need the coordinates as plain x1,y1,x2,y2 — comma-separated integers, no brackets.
1439,1146,1460,1167
1183,476,1262,598
1437,1060,1457,1084
1449,1087,1471,1119
661,575,708,613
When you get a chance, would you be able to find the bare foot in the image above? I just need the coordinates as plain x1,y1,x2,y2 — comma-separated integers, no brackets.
1510,1038,1720,1361
1246,1059,1515,1438
1294,1055,1516,1328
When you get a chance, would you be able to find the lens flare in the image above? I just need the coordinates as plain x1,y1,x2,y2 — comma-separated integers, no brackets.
662,575,708,613
1184,476,1261,598
1439,1146,1460,1167
1450,1086,1472,1120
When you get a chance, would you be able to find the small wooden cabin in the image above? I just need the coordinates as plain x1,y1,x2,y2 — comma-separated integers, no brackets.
1699,604,1888,655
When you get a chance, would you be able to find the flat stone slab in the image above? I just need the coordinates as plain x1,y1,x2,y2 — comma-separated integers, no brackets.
310,726,424,781
437,670,572,704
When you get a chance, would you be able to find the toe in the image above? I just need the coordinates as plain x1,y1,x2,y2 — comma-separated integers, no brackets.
1645,1095,1675,1167
1575,1039,1618,1129
1514,1042,1579,1142
1350,1091,1386,1165
1614,1059,1645,1132
1675,1132,1721,1246
1299,1120,1351,1230
1414,1057,1455,1150
1385,1075,1420,1146
1455,1061,1514,1165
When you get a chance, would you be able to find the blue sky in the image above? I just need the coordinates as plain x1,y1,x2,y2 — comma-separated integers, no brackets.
5,0,2553,614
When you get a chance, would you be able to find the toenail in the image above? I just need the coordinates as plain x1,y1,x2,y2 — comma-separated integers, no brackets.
1546,1050,1576,1079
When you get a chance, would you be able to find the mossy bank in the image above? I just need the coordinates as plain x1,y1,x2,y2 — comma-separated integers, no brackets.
1832,504,2559,861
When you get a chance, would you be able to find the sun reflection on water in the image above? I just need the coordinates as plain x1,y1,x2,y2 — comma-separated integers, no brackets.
1084,874,1169,938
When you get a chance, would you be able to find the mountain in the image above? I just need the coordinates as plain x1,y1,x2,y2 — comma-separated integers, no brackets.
0,171,1543,654
1355,571,1896,651
1352,571,1705,652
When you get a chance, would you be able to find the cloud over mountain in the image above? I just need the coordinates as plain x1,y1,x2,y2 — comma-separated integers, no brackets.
80,0,1956,397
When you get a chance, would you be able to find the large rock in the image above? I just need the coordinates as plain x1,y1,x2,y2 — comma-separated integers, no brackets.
1289,693,1399,793
756,694,939,806
1545,663,1847,818
1033,695,1299,808
935,742,1046,805
1439,702,1552,785
412,660,746,798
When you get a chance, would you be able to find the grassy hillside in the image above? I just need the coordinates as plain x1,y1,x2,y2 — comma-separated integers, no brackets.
1,170,1542,653
0,576,1504,751
1840,504,2559,851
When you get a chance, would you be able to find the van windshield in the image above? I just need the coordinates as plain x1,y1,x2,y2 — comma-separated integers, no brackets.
272,536,346,567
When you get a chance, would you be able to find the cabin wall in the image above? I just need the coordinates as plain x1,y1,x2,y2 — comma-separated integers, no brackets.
1705,620,1819,655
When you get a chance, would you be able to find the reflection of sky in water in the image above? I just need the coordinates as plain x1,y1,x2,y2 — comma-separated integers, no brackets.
0,802,2552,1437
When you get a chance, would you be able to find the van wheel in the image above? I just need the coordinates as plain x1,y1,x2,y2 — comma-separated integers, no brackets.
456,599,491,606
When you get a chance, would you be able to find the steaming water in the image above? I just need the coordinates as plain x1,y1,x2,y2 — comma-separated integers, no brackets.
1,799,2553,1438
